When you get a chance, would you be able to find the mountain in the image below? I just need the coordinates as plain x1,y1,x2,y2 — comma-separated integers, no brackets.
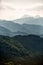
14,17,43,25
0,20,28,36
14,34,43,54
0,35,43,65
0,26,12,36
0,20,26,32
0,35,34,61
0,17,43,65
0,18,43,37
22,24,41,35
12,31,28,36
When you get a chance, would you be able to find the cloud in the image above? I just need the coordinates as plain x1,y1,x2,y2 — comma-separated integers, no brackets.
25,4,43,14
1,0,43,8
0,0,43,20
0,2,16,11
5,6,16,10
30,5,43,11
2,0,43,6
3,0,43,3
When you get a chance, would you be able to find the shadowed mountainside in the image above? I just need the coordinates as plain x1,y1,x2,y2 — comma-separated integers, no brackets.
0,34,43,65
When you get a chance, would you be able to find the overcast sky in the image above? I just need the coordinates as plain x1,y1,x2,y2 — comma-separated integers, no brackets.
0,0,43,20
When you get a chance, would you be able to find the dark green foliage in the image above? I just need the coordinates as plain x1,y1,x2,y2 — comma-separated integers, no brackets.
14,34,43,54
0,35,43,65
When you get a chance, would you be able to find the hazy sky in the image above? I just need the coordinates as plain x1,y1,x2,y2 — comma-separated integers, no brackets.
0,0,43,20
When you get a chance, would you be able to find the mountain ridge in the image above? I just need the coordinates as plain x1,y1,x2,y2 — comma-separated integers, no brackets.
0,20,43,37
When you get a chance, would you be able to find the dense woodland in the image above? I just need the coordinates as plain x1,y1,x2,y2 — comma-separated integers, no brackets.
0,35,43,65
